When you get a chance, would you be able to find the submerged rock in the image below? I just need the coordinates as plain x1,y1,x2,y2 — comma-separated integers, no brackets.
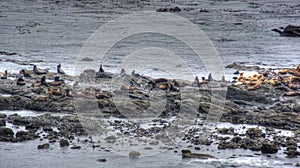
129,151,141,158
37,143,50,150
261,141,278,154
181,150,215,159
59,139,70,147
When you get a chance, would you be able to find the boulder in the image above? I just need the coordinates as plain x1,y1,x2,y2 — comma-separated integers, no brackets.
129,151,141,158
59,139,70,147
0,127,14,137
37,143,50,150
0,118,6,126
261,142,278,154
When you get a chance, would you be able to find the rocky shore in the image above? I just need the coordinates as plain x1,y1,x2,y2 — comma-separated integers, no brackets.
0,63,299,161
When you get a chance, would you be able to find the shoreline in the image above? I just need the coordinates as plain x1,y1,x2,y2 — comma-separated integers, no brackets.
0,63,299,166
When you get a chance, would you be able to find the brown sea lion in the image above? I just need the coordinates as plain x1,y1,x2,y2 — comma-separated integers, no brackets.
247,80,262,91
193,76,200,86
121,85,138,91
0,70,7,79
293,64,300,77
16,77,26,85
33,65,48,75
95,93,113,99
278,69,292,74
282,92,300,96
48,87,62,96
159,82,170,90
20,69,31,77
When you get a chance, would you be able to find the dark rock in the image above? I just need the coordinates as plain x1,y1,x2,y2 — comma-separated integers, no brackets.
0,118,6,126
261,142,278,154
295,163,300,167
0,113,7,118
97,159,107,162
181,150,214,159
16,130,38,141
129,151,141,158
246,127,264,138
0,127,14,140
37,143,50,150
59,139,70,147
71,145,81,149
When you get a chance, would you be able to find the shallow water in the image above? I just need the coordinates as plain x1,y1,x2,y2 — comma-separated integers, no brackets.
1,0,300,167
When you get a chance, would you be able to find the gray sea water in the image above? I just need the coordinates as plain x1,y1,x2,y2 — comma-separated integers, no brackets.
0,0,300,167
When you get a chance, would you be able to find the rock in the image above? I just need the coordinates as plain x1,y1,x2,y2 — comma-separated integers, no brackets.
97,159,107,162
129,151,141,158
261,142,278,154
0,118,6,126
71,145,81,149
246,127,264,138
16,130,39,141
81,57,94,61
181,150,215,159
295,163,300,167
217,127,235,135
59,139,70,147
37,143,50,149
0,127,14,140
0,113,7,118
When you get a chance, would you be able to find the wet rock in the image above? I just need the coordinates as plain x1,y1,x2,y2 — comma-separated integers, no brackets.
37,143,50,150
261,141,278,154
0,113,7,118
0,127,14,141
246,127,265,138
16,130,39,141
0,118,6,126
217,127,235,135
129,151,141,158
181,150,215,159
59,139,70,147
97,158,107,162
71,145,81,149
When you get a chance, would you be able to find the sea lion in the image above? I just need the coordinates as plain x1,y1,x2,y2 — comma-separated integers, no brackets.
282,92,300,96
172,79,180,87
237,72,245,83
33,65,48,75
20,69,31,77
278,69,292,74
95,93,112,99
247,80,262,91
221,76,226,83
0,70,7,79
48,87,62,96
99,64,104,73
159,82,170,90
208,73,213,81
193,76,200,87
287,83,300,90
120,68,126,75
293,64,300,77
272,25,300,37
153,78,168,84
40,76,49,86
121,84,138,91
16,77,26,85
57,64,65,74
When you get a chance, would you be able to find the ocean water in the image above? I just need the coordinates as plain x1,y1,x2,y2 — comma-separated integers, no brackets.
0,0,300,167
